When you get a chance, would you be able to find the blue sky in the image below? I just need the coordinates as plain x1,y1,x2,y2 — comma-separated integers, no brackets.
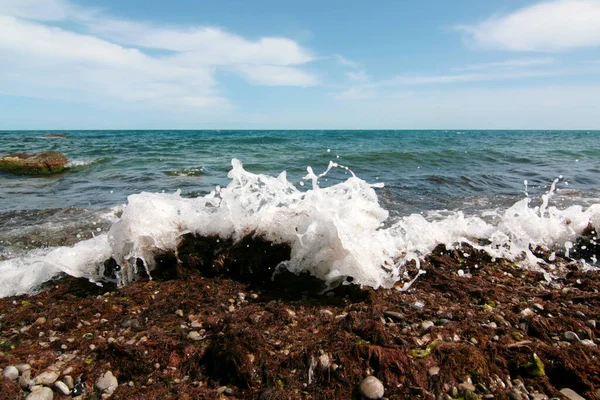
1,0,600,129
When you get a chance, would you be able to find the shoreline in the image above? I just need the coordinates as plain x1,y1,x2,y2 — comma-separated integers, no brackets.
1,241,599,399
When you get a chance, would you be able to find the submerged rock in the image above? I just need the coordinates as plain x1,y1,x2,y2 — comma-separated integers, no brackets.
0,151,68,174
42,134,68,139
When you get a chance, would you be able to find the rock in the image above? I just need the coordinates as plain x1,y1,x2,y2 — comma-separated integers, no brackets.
95,371,118,395
428,366,440,376
580,339,596,346
586,320,597,329
574,311,586,318
560,388,586,400
20,369,32,389
411,301,425,310
15,364,31,373
26,387,54,400
0,151,68,174
54,381,71,395
188,331,202,340
318,353,330,371
33,371,59,386
421,321,435,330
62,375,75,389
564,331,580,342
359,376,385,399
43,134,68,139
383,311,404,321
3,365,19,380
458,382,476,392
175,309,184,317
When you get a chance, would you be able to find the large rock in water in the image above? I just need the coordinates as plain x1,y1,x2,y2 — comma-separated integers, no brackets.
0,151,68,174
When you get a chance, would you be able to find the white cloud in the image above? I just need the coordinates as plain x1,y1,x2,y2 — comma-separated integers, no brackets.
456,58,555,71
0,16,223,107
459,0,600,51
0,0,70,20
0,0,317,110
235,65,318,86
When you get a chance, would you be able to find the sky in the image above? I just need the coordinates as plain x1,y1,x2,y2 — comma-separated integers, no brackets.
1,0,600,129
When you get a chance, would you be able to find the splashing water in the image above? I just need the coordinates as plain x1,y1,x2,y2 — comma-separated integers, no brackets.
0,159,599,298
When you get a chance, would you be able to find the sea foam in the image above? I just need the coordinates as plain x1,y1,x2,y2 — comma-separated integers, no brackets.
0,159,599,298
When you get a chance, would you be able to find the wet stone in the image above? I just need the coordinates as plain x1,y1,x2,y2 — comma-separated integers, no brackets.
586,320,597,329
574,311,586,319
411,301,425,311
359,376,385,399
564,331,580,342
383,311,404,321
54,381,71,395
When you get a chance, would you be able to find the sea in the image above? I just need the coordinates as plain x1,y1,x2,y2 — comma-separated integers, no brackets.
1,130,599,297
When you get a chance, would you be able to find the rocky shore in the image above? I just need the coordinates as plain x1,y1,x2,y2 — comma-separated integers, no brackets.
1,239,599,399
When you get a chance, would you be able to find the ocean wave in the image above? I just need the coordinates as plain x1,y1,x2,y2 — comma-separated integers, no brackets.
65,156,114,169
0,159,599,298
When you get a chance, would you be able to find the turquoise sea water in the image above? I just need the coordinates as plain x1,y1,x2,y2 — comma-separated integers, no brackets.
1,130,599,272
2,130,599,211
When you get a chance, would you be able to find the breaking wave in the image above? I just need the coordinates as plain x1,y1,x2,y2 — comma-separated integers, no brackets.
0,159,599,298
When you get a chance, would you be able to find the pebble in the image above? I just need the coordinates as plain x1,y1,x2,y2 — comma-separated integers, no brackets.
586,320,597,329
16,364,31,373
54,381,71,395
20,370,32,389
428,366,440,376
563,331,580,342
318,353,330,371
421,321,435,330
2,365,19,380
458,382,476,392
26,387,54,400
188,331,202,341
175,309,184,317
574,311,586,319
33,371,59,386
63,375,75,389
531,393,549,400
560,388,586,400
383,311,404,321
580,339,596,346
411,301,425,311
359,376,385,399
484,322,498,329
95,371,118,395
439,318,451,325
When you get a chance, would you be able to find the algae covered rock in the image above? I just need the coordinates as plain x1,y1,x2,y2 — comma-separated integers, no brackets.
0,151,68,174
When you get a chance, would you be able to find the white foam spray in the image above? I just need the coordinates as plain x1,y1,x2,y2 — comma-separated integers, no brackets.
1,159,599,298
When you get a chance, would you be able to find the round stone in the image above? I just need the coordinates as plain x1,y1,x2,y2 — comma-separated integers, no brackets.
54,381,71,395
359,376,385,399
3,365,19,380
26,387,54,400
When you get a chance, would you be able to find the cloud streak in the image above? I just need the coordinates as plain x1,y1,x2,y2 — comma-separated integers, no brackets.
458,0,600,52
